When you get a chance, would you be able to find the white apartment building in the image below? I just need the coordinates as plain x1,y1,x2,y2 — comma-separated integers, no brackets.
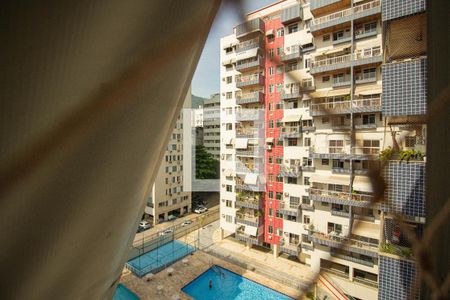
145,91,192,225
219,1,426,299
203,93,221,160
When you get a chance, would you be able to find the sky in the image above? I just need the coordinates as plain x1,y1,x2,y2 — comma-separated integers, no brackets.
191,0,275,98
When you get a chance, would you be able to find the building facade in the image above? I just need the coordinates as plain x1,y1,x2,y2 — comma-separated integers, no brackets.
219,0,426,299
146,91,192,225
203,93,221,159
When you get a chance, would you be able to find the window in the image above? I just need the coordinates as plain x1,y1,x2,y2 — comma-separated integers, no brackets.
322,75,330,82
268,120,274,128
288,23,298,34
268,156,273,163
364,22,377,33
267,35,274,43
276,139,283,146
225,47,233,54
276,174,283,182
405,136,416,148
269,66,274,75
333,30,344,41
226,76,232,84
304,137,311,147
303,215,310,224
268,208,273,216
226,123,232,130
276,47,282,55
225,200,232,207
276,228,283,236
287,177,298,184
287,138,298,146
322,117,330,124
268,174,274,181
362,140,380,154
276,65,283,74
226,185,232,192
322,159,329,165
226,92,232,99
275,192,283,200
323,34,330,41
290,196,300,207
269,49,274,59
304,20,311,29
304,176,310,185
268,225,274,234
268,191,274,198
225,215,233,223
275,156,283,164
362,114,376,125
276,28,284,37
269,84,274,93
303,157,312,166
333,159,344,169
304,58,310,69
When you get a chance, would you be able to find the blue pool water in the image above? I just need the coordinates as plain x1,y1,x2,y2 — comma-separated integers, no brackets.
182,265,294,300
113,284,139,300
126,240,195,277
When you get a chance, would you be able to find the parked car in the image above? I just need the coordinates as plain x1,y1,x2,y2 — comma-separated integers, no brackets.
159,229,174,236
168,215,177,221
194,206,208,214
137,221,151,233
181,220,192,227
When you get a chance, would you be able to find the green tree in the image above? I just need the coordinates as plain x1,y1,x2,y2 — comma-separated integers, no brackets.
195,145,219,179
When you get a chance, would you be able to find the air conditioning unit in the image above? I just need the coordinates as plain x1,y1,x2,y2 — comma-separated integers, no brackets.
284,192,289,197
266,145,272,150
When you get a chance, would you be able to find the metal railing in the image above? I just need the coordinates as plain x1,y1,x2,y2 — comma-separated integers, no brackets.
235,37,264,53
311,0,380,26
311,47,381,69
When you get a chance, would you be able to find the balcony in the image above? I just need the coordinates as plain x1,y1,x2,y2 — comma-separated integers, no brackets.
235,195,261,210
331,209,350,217
301,166,316,172
280,89,302,101
281,4,302,24
310,0,348,15
332,167,351,174
236,74,265,89
310,231,379,257
310,47,382,74
350,97,382,113
301,242,314,251
332,34,352,45
382,0,426,22
280,241,300,256
279,202,300,217
235,182,264,192
285,63,301,73
310,96,381,116
236,212,261,227
236,57,264,72
280,126,302,139
355,72,377,84
235,231,260,245
281,47,302,62
331,120,351,130
330,251,375,267
236,110,262,122
236,91,265,105
236,128,261,138
355,26,378,40
311,0,381,34
309,188,373,207
301,203,315,211
236,18,264,39
382,57,427,117
235,37,264,53
280,165,301,177
332,75,351,87
236,148,263,157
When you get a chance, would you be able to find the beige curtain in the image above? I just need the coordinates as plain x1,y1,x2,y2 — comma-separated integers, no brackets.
0,1,220,299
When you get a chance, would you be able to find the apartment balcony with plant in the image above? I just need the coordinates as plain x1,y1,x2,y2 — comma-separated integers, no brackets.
280,238,301,256
309,182,374,207
280,124,302,139
235,191,263,210
310,0,381,34
235,208,263,227
236,56,264,72
280,45,302,62
235,109,263,122
236,73,265,89
310,95,381,115
235,160,263,174
279,201,300,217
236,91,265,105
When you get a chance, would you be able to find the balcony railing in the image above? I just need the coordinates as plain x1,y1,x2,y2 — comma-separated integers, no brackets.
301,166,316,172
236,57,264,72
236,74,265,88
332,167,351,174
281,126,302,138
236,110,262,122
310,97,381,115
235,196,260,209
331,209,350,217
331,251,375,267
281,49,302,62
280,242,301,256
310,47,382,74
309,188,373,207
235,214,260,227
332,76,351,87
351,97,381,112
236,18,264,39
235,37,264,53
280,4,302,24
311,0,381,32
310,231,379,257
280,165,301,177
235,183,264,192
235,231,260,245
235,161,263,174
236,91,265,105
236,128,260,138
279,202,300,217
355,27,378,40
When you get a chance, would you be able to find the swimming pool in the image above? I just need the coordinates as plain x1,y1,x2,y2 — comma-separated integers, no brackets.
181,265,294,300
126,240,195,277
113,284,139,300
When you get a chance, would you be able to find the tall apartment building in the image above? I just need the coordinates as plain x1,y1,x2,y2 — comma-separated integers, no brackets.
203,93,221,159
146,91,192,225
219,1,426,299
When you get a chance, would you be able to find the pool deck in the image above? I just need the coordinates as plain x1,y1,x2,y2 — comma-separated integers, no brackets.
120,250,304,300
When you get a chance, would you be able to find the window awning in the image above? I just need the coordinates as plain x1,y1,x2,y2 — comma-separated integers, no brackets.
311,174,349,185
282,114,301,122
355,84,382,96
299,35,313,46
265,29,274,36
353,176,373,193
244,225,258,236
235,138,248,149
266,137,274,143
352,220,380,240
223,169,234,177
236,48,259,61
327,88,350,97
310,90,328,98
244,173,258,185
225,137,233,145
223,41,237,49
222,59,233,66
